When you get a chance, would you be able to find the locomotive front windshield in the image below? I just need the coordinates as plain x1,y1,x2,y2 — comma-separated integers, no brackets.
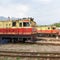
23,22,30,27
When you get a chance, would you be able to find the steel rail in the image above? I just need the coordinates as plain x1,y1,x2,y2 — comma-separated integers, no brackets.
25,41,60,46
0,51,60,58
37,37,60,41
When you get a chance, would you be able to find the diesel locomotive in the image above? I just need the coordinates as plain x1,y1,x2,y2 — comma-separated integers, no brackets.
0,18,37,43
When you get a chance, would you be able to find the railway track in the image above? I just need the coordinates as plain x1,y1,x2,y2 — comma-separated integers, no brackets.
0,44,60,60
37,37,60,41
24,37,60,45
0,51,60,58
25,42,60,46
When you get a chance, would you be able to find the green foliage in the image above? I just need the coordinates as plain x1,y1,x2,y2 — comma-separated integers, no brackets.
52,23,60,27
4,57,8,60
16,57,20,60
37,22,60,27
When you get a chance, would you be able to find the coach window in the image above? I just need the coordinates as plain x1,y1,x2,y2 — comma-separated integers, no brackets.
9,24,11,26
23,22,30,27
12,22,16,26
6,24,8,26
19,23,22,27
48,27,50,29
52,27,56,30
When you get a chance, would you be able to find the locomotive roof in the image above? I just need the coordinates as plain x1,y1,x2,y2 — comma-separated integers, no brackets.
0,18,34,22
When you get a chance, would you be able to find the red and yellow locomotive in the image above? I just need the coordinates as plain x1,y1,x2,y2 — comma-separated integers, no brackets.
0,18,36,42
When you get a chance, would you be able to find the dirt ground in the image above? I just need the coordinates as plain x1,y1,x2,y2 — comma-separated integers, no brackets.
0,43,60,52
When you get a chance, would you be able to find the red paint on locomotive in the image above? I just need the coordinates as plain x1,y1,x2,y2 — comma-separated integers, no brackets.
0,28,33,35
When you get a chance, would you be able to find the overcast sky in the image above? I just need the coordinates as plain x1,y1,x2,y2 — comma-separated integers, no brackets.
0,0,60,25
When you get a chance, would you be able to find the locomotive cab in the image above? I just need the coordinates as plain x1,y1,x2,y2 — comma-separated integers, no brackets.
21,18,37,42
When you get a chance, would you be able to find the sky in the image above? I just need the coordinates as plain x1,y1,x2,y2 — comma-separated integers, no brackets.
0,0,60,25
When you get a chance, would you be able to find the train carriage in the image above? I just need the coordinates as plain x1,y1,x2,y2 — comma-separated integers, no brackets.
36,26,58,37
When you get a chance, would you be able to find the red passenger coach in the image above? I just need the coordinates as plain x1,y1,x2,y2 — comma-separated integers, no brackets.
0,18,37,43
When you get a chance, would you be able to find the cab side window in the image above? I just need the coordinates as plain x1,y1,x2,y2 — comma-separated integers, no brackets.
52,27,56,30
23,22,30,27
19,23,22,27
12,22,16,26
